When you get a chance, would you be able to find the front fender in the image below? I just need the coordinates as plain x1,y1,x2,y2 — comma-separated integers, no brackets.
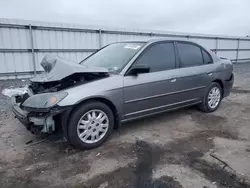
57,75,124,116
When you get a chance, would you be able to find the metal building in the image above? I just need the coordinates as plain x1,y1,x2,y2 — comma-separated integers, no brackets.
0,18,250,80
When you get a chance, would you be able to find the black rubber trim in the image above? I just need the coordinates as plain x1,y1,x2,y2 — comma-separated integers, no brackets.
223,73,234,97
60,108,73,141
11,95,31,128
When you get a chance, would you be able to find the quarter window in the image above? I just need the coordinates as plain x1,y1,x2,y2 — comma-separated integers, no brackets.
135,42,176,72
177,42,203,67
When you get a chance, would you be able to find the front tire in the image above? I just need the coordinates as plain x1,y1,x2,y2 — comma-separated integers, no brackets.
68,101,114,149
199,82,222,113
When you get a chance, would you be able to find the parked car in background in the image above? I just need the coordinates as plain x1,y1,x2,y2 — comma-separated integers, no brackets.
11,39,234,149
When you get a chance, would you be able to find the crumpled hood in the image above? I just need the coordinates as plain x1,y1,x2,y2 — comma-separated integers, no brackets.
30,55,109,82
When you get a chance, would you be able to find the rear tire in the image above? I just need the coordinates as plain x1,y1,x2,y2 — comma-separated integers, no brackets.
199,82,222,113
68,101,114,149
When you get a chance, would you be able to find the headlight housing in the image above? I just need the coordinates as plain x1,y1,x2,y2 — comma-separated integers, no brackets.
22,92,68,109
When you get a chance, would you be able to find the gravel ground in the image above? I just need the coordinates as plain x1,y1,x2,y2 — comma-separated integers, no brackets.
0,63,250,188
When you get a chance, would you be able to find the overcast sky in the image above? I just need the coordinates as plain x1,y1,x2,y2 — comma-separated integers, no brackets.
0,0,249,36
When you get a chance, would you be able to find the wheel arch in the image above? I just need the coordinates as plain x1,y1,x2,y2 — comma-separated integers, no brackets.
212,79,224,97
69,97,120,130
199,80,224,113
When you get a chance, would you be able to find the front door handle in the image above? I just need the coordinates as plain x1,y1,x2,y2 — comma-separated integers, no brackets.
170,78,177,83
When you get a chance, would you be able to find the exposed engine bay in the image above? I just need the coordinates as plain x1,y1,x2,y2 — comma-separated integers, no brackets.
28,55,109,94
29,72,108,94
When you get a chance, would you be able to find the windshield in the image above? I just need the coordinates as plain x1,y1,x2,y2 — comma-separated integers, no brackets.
80,42,145,73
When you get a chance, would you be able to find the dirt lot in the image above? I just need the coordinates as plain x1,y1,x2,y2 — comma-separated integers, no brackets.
1,64,250,188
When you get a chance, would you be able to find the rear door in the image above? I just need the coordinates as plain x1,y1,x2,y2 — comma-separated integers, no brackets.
174,41,215,102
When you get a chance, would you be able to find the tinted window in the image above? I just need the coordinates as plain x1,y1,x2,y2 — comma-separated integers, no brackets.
135,43,176,72
202,49,213,64
177,43,203,67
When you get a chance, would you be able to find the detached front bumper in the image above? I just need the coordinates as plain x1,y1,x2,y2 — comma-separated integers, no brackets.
11,95,69,134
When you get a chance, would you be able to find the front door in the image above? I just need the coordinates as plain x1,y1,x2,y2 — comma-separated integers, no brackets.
123,42,183,120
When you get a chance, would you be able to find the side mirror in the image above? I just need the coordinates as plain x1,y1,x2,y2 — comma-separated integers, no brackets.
127,64,150,75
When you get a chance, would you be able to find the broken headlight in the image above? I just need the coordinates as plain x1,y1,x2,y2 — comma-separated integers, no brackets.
22,92,68,109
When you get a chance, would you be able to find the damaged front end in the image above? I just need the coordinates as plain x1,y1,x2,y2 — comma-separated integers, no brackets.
12,93,69,134
10,55,109,135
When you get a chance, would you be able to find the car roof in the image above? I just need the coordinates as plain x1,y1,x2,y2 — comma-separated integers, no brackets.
115,38,218,59
147,37,190,43
115,38,192,44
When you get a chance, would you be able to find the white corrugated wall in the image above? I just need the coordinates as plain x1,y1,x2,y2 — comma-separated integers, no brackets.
0,18,250,79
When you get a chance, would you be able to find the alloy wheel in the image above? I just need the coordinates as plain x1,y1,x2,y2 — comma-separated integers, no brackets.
77,109,109,144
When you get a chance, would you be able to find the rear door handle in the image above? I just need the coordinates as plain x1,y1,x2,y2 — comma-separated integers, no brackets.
207,72,213,76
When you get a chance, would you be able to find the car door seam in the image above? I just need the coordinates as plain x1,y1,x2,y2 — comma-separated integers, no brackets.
124,74,207,89
125,86,206,104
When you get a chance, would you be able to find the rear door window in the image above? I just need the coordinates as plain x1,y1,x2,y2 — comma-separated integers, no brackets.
177,42,203,67
135,42,176,72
